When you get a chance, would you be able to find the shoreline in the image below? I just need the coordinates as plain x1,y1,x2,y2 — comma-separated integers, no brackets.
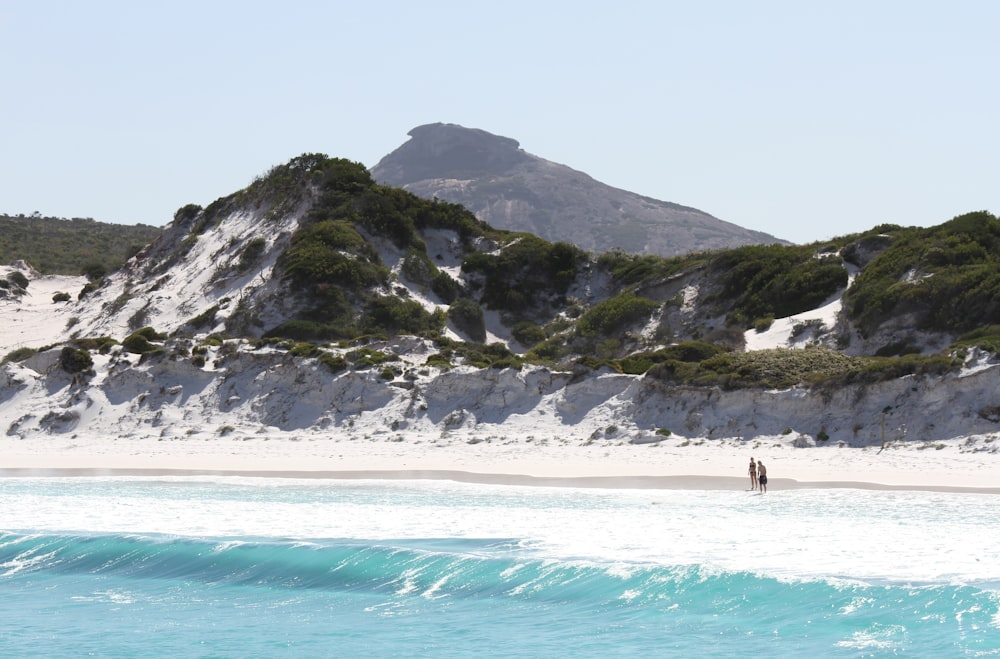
2,431,999,494
1,466,999,494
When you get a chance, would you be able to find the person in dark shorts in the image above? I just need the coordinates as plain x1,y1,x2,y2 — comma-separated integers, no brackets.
757,460,768,493
749,457,757,490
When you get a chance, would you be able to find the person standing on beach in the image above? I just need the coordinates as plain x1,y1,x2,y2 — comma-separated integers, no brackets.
749,458,757,490
757,460,768,494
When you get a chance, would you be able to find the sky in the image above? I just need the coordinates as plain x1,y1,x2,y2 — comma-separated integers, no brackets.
2,1,997,245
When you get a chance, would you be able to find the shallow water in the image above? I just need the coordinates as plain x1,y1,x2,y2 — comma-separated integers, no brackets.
1,477,997,656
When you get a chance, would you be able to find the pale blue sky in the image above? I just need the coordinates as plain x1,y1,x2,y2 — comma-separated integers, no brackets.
2,1,997,244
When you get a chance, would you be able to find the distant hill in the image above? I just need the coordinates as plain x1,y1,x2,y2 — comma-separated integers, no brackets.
371,123,786,256
0,213,161,275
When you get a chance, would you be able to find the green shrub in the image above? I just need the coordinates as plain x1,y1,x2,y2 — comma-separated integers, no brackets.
264,319,354,342
400,249,437,285
954,325,1000,355
279,219,387,290
431,270,462,303
645,359,702,384
351,186,423,250
663,341,728,362
447,298,486,342
122,327,165,354
620,341,728,375
187,306,219,329
174,203,202,224
59,346,93,373
425,353,453,369
3,346,37,363
754,316,774,332
289,342,321,357
237,237,267,272
526,337,569,363
575,293,659,338
319,352,347,373
52,291,71,303
78,280,100,299
618,355,655,374
122,334,158,355
462,236,581,312
511,321,546,347
7,271,29,289
489,357,523,370
71,336,118,353
81,263,107,281
347,348,395,368
362,297,443,336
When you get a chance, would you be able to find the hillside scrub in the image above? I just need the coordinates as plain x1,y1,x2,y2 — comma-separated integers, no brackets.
0,214,160,275
279,220,387,290
954,325,1000,355
462,235,582,313
447,298,486,342
844,211,1000,335
48,152,999,392
362,297,443,337
574,292,659,338
645,346,960,390
432,338,522,369
707,244,848,327
617,341,728,375
258,155,495,343
596,250,703,286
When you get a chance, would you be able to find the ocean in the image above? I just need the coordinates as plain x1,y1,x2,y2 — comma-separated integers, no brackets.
0,476,997,657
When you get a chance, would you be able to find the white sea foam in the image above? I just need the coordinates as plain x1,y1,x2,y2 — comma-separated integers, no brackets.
2,477,998,587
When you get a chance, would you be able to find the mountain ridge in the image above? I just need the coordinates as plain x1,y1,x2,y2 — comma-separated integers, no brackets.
372,123,785,256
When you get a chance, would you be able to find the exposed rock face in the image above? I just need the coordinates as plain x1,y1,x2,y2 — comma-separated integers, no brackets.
370,123,531,182
372,123,786,256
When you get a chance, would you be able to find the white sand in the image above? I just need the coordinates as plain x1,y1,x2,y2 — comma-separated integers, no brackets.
3,430,998,494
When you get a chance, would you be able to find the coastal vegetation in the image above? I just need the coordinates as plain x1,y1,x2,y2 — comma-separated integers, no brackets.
843,211,1000,335
706,244,848,327
0,213,160,275
6,151,999,396
642,345,957,390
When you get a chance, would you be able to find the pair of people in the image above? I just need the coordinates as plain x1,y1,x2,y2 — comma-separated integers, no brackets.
748,457,768,493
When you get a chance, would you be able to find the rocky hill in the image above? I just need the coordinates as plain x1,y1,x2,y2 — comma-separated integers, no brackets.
2,154,999,451
372,123,785,256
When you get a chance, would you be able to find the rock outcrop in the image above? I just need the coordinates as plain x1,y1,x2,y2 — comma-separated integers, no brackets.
372,123,787,256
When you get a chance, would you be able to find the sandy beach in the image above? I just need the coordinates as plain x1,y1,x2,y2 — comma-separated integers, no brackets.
3,431,999,494
4,247,1000,498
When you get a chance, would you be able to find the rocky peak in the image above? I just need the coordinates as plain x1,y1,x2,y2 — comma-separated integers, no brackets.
371,123,787,256
373,123,531,184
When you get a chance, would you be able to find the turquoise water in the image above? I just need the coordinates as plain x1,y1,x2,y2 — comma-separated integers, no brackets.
1,477,998,657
